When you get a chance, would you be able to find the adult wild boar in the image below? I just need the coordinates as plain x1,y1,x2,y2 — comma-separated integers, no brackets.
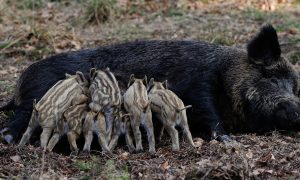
1,24,300,144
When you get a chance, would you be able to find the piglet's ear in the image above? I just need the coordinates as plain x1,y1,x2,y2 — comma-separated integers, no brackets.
90,68,97,80
128,74,135,88
32,99,37,110
247,24,281,66
162,80,168,89
143,75,148,87
65,73,72,78
76,71,88,86
147,78,154,92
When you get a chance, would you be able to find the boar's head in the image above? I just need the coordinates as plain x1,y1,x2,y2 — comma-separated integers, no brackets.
244,24,300,130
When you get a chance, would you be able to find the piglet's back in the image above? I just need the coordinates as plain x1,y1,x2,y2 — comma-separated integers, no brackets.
150,89,184,111
35,76,83,114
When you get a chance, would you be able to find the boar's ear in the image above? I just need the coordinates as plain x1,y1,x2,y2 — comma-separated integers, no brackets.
247,24,281,66
90,68,97,80
143,75,148,86
147,78,155,92
128,74,135,87
162,80,168,89
105,67,110,71
76,71,88,85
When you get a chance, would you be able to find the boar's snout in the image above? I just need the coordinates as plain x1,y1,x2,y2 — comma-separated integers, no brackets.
274,101,300,129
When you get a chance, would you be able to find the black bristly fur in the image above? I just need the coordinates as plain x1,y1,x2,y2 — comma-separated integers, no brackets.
247,24,281,66
1,24,300,142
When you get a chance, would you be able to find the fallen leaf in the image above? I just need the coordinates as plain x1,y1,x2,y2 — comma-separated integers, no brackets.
246,149,253,159
120,151,129,160
196,159,211,168
210,140,218,145
160,161,170,171
255,151,275,166
194,138,204,148
10,155,21,162
252,168,265,176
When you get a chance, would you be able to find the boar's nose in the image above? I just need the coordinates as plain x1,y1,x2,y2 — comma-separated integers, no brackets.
275,101,300,127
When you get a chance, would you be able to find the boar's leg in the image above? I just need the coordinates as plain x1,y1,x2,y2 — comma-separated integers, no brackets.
40,127,53,149
185,79,229,142
165,125,179,151
142,113,156,153
95,113,110,152
6,106,33,144
82,112,96,153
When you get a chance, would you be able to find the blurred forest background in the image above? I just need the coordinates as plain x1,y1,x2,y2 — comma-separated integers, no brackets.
1,0,300,179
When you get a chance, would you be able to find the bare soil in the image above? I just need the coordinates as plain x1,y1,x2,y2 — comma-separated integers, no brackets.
1,0,300,179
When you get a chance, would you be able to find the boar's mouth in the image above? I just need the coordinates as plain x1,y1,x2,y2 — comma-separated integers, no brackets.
273,101,300,130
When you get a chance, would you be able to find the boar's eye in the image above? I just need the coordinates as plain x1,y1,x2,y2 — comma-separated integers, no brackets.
270,78,276,83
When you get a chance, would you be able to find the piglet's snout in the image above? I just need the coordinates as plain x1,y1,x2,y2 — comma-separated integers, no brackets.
89,102,102,112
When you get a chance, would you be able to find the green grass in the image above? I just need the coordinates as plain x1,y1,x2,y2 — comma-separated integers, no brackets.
102,160,130,180
74,156,100,172
0,81,14,94
74,157,129,179
84,0,118,24
287,51,300,65
243,8,267,21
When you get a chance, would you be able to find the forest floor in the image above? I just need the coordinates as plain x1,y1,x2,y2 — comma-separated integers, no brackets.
1,0,300,179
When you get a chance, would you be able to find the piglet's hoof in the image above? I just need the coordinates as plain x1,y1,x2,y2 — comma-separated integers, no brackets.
70,150,79,157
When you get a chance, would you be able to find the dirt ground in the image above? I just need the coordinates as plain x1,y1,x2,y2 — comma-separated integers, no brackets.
1,0,300,179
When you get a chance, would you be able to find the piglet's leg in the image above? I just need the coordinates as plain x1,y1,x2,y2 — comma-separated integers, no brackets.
131,117,143,152
82,112,95,153
108,134,119,151
40,127,53,149
67,131,80,154
18,117,39,146
180,118,195,147
47,131,62,151
72,94,88,105
125,132,135,153
142,113,156,153
158,126,164,142
95,113,110,152
165,125,179,151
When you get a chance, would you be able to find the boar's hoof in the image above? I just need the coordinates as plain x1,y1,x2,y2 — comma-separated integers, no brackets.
0,128,14,144
216,135,232,143
3,134,14,144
